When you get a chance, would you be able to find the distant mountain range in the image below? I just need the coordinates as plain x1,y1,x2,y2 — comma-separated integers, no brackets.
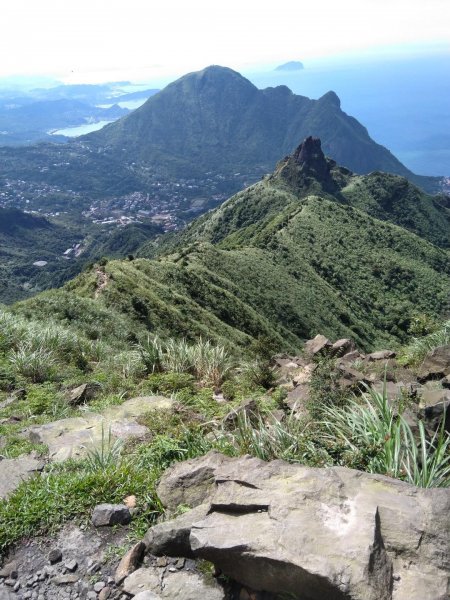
0,82,159,145
0,65,443,222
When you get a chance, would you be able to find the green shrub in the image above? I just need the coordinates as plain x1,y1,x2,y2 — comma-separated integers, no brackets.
145,372,196,395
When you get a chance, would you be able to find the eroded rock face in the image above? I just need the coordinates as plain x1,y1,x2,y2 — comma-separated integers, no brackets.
145,453,450,600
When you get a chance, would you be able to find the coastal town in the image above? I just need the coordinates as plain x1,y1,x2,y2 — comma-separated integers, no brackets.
0,170,251,232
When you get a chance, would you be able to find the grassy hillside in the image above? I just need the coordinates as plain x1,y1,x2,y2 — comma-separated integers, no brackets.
29,203,448,352
9,139,450,351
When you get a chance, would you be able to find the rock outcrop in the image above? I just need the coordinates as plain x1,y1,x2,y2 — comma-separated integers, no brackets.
144,452,450,600
28,395,173,462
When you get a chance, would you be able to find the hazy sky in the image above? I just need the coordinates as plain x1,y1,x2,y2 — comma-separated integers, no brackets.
1,0,448,83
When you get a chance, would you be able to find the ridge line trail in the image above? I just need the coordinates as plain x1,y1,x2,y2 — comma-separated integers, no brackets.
94,269,109,298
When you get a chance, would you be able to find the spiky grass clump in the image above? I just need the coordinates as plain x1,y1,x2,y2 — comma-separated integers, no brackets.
136,336,233,387
320,384,450,487
400,319,450,366
9,343,56,383
226,410,322,464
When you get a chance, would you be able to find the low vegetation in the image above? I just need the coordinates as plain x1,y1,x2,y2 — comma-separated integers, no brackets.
1,300,449,555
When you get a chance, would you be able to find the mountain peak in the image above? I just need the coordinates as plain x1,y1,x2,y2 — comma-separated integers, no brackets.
318,91,341,108
273,137,340,194
179,65,256,91
293,136,326,170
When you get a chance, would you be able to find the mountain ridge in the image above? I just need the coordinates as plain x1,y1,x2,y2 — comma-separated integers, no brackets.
84,65,439,191
17,138,448,352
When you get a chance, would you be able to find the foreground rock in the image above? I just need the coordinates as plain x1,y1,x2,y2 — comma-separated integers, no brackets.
123,567,225,599
145,452,450,600
28,395,173,461
92,504,131,527
418,345,450,382
0,456,44,499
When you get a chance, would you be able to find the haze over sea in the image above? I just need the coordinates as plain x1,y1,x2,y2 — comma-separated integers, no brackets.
245,52,450,176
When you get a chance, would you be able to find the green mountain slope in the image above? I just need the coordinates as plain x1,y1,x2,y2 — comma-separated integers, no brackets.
86,66,439,192
146,137,450,250
15,139,448,351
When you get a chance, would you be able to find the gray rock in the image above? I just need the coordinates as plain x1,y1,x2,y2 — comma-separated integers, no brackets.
48,548,62,565
0,561,18,578
28,395,173,462
50,574,80,585
133,592,163,600
144,504,208,558
156,451,232,514
223,398,258,429
417,345,450,382
336,363,370,388
66,383,101,406
123,568,160,595
161,570,225,599
0,456,44,499
64,559,78,572
285,383,310,412
341,350,364,362
147,453,450,600
114,541,146,585
331,338,355,356
419,388,450,433
98,587,112,600
93,581,106,592
91,504,131,527
367,350,396,361
304,334,331,356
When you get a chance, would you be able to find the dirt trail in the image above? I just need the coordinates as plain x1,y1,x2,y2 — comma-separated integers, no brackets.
94,269,109,298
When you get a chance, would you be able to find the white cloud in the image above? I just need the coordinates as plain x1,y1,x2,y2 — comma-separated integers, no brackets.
0,0,448,81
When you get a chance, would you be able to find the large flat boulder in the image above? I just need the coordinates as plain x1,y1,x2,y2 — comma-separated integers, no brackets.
145,453,450,600
28,396,173,462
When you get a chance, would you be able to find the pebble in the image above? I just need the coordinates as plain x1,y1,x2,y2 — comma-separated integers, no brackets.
93,581,106,592
86,562,101,575
99,587,112,600
48,548,63,564
87,592,98,599
64,559,78,572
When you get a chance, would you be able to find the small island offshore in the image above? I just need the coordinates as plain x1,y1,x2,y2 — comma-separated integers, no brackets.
275,60,304,71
